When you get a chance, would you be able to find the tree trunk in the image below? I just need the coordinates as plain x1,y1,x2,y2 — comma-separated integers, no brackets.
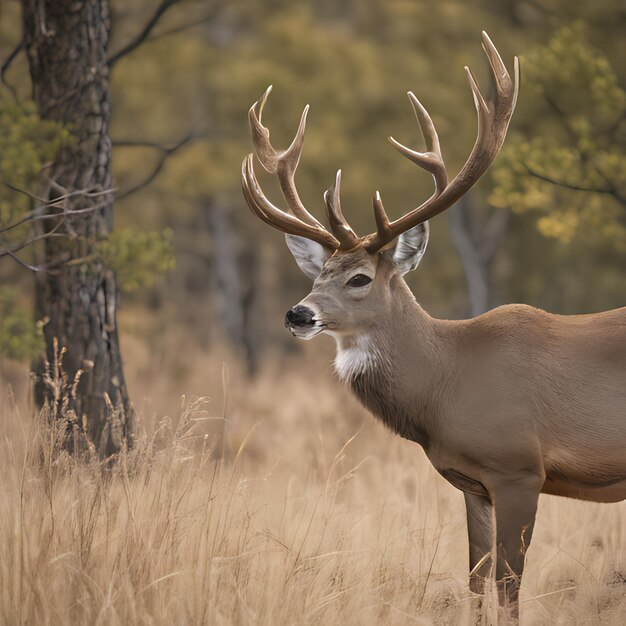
448,195,509,317
205,200,246,348
204,198,261,376
448,199,490,316
22,0,132,456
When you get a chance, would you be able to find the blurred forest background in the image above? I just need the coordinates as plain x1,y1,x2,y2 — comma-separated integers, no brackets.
0,2,625,623
0,0,625,424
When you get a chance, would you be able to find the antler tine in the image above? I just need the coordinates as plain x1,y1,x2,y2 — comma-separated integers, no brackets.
248,86,324,229
388,92,448,194
371,191,393,248
324,170,360,250
365,33,519,253
242,154,339,249
248,86,277,171
481,31,513,99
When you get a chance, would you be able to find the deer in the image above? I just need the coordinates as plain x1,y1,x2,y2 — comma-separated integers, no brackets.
240,32,626,621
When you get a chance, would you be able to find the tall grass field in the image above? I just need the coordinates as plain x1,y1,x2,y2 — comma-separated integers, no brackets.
1,338,624,625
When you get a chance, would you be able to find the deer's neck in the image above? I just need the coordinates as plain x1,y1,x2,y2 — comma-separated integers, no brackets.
332,279,449,448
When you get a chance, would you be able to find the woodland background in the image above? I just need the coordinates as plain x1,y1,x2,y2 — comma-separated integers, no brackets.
1,0,624,384
0,1,624,624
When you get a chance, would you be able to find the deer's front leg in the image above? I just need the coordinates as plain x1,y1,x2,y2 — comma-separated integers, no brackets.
465,492,494,623
492,479,541,619
464,492,494,595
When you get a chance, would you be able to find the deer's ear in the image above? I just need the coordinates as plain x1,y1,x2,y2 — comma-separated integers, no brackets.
387,221,429,275
285,234,331,280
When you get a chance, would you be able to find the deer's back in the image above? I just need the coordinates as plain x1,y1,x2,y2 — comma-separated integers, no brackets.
448,304,626,489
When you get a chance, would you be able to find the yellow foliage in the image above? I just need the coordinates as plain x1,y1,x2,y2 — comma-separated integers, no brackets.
491,25,625,248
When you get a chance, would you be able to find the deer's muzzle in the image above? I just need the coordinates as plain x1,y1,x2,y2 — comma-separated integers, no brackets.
285,305,315,328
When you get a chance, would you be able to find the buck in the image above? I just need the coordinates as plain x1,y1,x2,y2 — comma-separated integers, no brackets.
241,33,626,620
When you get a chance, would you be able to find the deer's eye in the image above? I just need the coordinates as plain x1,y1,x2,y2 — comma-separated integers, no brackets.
346,274,372,288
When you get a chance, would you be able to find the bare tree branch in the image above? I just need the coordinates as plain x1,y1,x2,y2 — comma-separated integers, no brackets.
0,185,113,233
540,92,581,145
0,202,107,235
0,213,107,271
108,0,181,68
604,110,626,138
116,131,205,200
3,182,109,208
113,139,177,149
0,226,66,260
0,183,114,272
522,163,626,206
0,245,64,273
1,37,24,102
108,0,231,69
1,125,202,267
3,181,48,204
143,2,229,42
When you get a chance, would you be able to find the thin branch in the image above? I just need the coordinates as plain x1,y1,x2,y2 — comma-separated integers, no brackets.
0,203,94,271
113,128,223,150
544,90,625,144
177,247,211,265
143,3,228,42
4,180,110,202
542,93,579,144
0,227,66,260
522,163,626,206
520,0,558,17
3,181,49,204
0,244,44,271
0,245,64,273
0,185,113,234
1,37,24,102
0,202,109,235
113,139,175,150
604,110,626,138
116,131,205,200
0,183,114,272
108,0,181,68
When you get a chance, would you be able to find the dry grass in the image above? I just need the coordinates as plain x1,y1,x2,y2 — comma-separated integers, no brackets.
1,339,625,625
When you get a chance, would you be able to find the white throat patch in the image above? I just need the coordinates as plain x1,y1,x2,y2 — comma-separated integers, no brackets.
333,335,378,383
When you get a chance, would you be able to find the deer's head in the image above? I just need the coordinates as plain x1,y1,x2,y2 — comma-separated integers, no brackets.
242,33,518,341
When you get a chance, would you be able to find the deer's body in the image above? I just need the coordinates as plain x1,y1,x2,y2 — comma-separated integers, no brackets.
240,33,625,621
333,266,626,505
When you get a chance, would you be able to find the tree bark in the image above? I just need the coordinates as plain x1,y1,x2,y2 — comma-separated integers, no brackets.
22,0,132,456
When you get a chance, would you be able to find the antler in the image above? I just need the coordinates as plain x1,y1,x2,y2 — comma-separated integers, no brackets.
363,32,519,252
241,33,519,256
242,86,340,250
324,170,360,249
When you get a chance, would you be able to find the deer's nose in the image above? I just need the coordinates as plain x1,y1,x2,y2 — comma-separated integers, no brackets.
285,305,315,327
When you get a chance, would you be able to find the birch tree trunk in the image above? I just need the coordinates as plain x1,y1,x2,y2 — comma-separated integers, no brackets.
448,195,509,317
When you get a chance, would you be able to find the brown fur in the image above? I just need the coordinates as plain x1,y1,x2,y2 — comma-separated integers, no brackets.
242,36,608,619
296,250,626,619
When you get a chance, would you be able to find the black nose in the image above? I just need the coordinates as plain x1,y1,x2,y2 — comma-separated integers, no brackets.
285,305,315,327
